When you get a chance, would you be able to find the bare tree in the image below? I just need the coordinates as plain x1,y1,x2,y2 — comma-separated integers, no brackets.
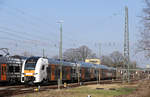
110,51,124,67
101,51,124,67
101,55,113,67
77,45,97,60
63,48,78,62
63,45,97,62
138,0,150,57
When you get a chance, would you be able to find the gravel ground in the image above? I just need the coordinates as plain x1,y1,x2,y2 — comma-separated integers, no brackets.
115,79,150,97
12,82,138,97
12,79,150,97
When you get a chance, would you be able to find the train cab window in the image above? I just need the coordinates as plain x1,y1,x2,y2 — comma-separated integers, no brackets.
24,57,39,70
41,65,45,70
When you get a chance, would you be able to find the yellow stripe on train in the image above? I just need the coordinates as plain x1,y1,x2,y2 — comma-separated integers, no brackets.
24,70,35,76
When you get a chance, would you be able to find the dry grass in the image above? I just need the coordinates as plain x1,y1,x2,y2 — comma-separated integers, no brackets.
115,79,150,97
88,83,138,90
12,83,138,97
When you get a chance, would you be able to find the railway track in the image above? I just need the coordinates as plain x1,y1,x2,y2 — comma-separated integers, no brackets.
0,79,137,97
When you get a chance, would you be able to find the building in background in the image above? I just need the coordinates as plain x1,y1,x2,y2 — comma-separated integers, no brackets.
85,59,101,65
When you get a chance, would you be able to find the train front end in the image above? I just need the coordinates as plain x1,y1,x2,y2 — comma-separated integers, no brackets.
21,57,45,84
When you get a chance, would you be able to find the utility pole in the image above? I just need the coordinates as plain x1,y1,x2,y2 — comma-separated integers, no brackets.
123,6,130,83
43,48,45,57
98,43,101,59
98,43,101,83
57,20,63,89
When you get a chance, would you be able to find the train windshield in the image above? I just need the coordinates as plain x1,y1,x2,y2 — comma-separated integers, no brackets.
24,57,39,70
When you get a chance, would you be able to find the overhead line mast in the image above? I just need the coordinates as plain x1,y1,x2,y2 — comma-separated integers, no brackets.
57,20,63,89
123,6,130,82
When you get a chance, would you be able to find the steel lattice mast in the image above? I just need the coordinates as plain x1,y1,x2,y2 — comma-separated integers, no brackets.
123,6,130,82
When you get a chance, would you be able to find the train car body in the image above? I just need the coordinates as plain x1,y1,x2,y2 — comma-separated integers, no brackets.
47,59,77,82
0,55,25,83
99,65,116,79
21,57,77,84
78,62,97,81
21,57,48,84
21,57,116,84
0,56,8,82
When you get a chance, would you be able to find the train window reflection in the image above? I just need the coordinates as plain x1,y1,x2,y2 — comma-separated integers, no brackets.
24,63,36,70
24,57,39,70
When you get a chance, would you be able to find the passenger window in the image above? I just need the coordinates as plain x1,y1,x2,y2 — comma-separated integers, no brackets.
41,65,45,70
9,66,14,73
95,70,97,74
15,66,20,72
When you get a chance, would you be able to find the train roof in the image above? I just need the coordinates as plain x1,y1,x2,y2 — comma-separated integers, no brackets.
99,65,111,69
48,58,76,67
77,62,110,69
78,62,116,70
0,56,8,63
108,67,116,70
10,55,28,60
78,62,94,68
28,57,116,70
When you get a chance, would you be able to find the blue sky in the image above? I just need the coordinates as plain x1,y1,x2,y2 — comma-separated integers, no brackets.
0,0,148,67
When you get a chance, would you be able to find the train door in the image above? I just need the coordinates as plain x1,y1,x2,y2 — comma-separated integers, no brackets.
81,68,85,80
51,64,55,81
66,67,71,80
1,64,7,81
